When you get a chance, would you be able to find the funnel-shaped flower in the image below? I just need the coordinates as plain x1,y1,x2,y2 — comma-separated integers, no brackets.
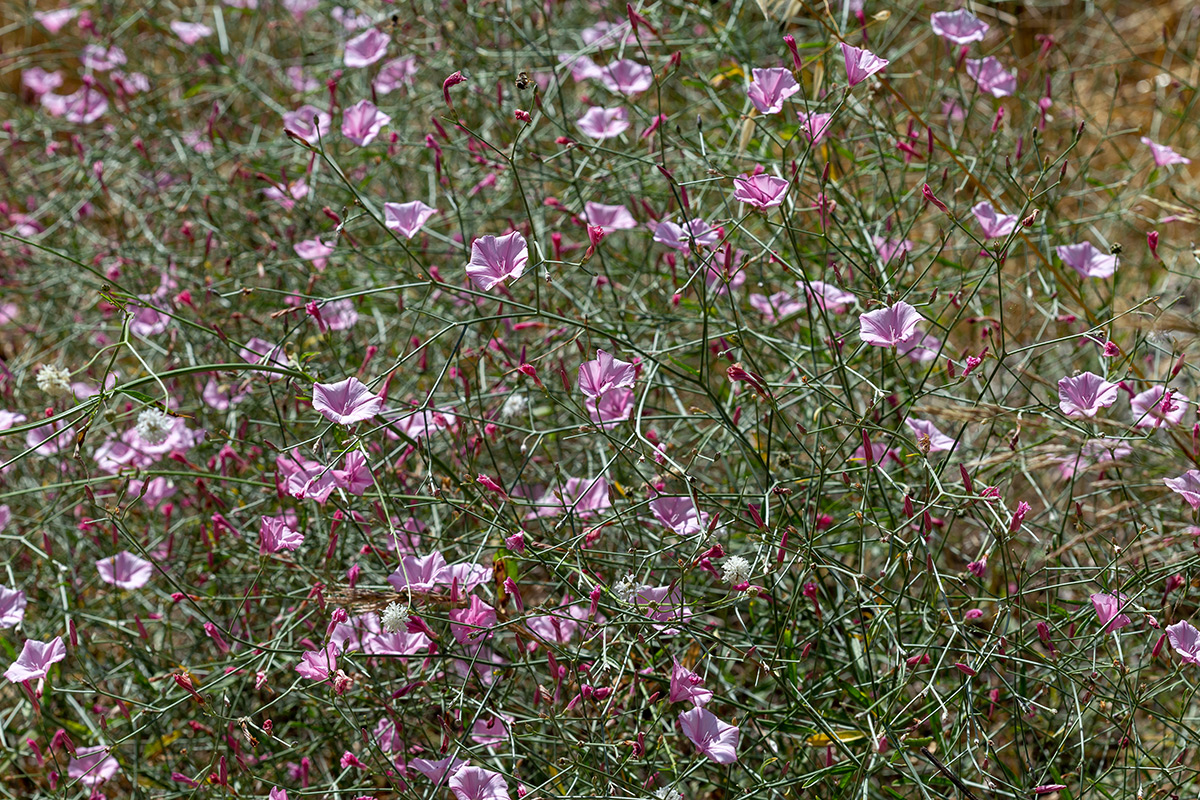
971,201,1019,238
577,106,629,140
653,219,719,250
747,68,799,114
1165,470,1200,510
1090,592,1131,633
466,231,528,291
341,100,390,146
313,377,383,425
797,111,833,145
384,201,437,239
679,707,740,764
965,56,1016,97
733,172,788,209
282,104,331,145
905,418,957,452
930,9,989,44
68,746,120,788
650,496,708,536
583,202,637,232
449,766,509,800
669,658,713,706
1057,242,1117,279
841,43,888,87
5,637,66,683
585,388,634,429
859,301,922,347
1057,372,1119,417
344,28,389,68
1131,386,1188,428
260,515,304,554
597,59,653,95
1142,137,1191,167
0,586,26,628
801,280,855,313
578,350,636,398
1167,620,1200,665
96,551,153,589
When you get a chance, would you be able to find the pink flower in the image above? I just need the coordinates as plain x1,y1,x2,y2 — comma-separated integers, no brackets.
1130,386,1189,428
384,201,437,239
313,377,383,425
240,337,288,369
1056,242,1117,279
1054,440,1131,480
636,585,692,631
466,231,528,291
678,707,740,764
897,330,942,362
260,515,304,554
276,453,339,503
295,642,339,681
858,301,923,347
344,28,390,68
872,235,912,263
442,71,467,106
733,172,789,209
449,766,509,800
81,44,127,71
341,100,391,146
387,552,450,593
283,105,332,145
68,746,120,787
170,21,213,44
585,387,634,429
5,637,66,683
578,349,636,398
965,57,1016,97
669,658,713,706
904,418,957,452
1009,500,1030,532
801,280,855,313
530,476,611,518
971,201,1019,238
411,756,468,783
750,291,803,322
1090,592,1131,633
930,9,989,44
375,57,418,94
1141,137,1191,167
295,238,334,270
796,111,833,145
33,8,78,32
597,59,654,95
0,586,27,628
577,106,630,140
21,67,63,96
1057,372,1119,417
841,43,889,87
43,86,108,124
653,218,719,250
922,183,949,213
1165,470,1200,510
96,551,153,589
584,202,637,232
1167,620,1200,664
747,67,799,114
650,496,709,536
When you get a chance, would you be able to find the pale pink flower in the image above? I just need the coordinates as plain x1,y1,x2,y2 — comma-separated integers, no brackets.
578,349,636,398
581,20,633,48
97,551,153,589
577,106,630,140
276,453,339,503
971,201,1019,238
313,377,383,425
529,477,611,518
679,707,740,764
1054,440,1131,480
858,301,922,347
411,756,468,783
966,57,1016,97
1057,372,1119,418
1130,386,1189,428
1090,592,1131,633
669,658,713,706
344,28,390,68
650,496,709,536
560,53,603,81
0,586,27,628
801,280,855,313
466,231,528,291
375,57,418,94
652,218,719,250
282,105,332,145
262,178,309,210
1056,243,1117,279
341,100,391,146
897,330,942,362
170,21,213,44
635,585,692,631
33,8,78,33
796,111,833,145
449,766,509,800
295,642,339,681
22,67,64,95
905,418,957,452
44,86,108,124
872,235,912,263
81,44,127,71
1167,620,1200,664
747,67,800,114
841,43,888,87
1142,137,1191,167
388,552,451,593
585,387,634,429
930,9,989,45
733,172,789,209
597,59,654,95
1165,470,1200,510
583,201,637,232
282,0,319,20
5,637,66,683
260,515,304,554
68,746,120,788
750,291,803,322
295,238,334,270
384,201,437,239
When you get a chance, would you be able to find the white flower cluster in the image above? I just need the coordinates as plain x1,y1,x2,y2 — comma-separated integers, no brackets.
612,573,642,604
721,555,752,585
35,364,72,397
135,408,173,445
380,602,410,633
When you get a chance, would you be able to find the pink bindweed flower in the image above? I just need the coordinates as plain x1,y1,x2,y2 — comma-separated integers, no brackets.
375,56,418,94
1167,620,1200,664
295,642,339,681
750,291,803,322
466,231,529,291
669,659,713,706
747,68,800,114
260,515,304,554
0,586,27,628
650,496,709,536
971,201,1019,238
5,637,66,683
733,172,789,209
1009,500,1030,532
904,418,957,452
897,330,942,362
33,7,78,32
43,85,108,124
442,71,467,106
801,280,855,313
585,387,635,429
636,585,693,632
170,21,213,44
578,349,636,398
1165,470,1200,510
1130,386,1189,428
1056,242,1117,279
341,100,391,146
283,105,332,145
449,766,509,800
577,106,630,140
387,552,450,593
841,43,889,87
81,44,127,71
68,746,120,788
384,201,437,239
921,183,949,213
530,477,611,518
1053,440,1132,480
678,707,740,764
313,377,383,425
872,235,912,263
1057,372,1119,418
858,301,923,347
1141,137,1191,167
796,111,833,145
1090,592,1131,633
411,756,468,783
597,59,654,95
930,9,989,44
965,57,1016,97
22,67,63,96
653,218,720,250
583,201,637,232
96,551,153,589
344,28,389,68
295,238,334,271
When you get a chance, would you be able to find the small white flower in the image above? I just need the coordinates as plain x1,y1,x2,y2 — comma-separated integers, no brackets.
135,408,173,445
721,555,752,585
612,573,642,604
500,392,528,419
380,602,410,633
35,364,72,397
654,787,683,800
